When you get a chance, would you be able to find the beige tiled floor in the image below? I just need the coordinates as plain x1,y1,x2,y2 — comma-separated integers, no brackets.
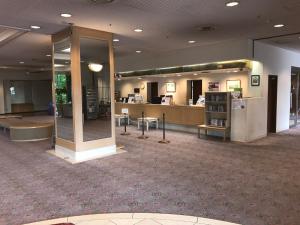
23,213,241,225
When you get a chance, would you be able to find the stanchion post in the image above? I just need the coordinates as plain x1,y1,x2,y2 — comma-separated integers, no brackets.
158,113,170,144
138,111,149,139
121,114,130,135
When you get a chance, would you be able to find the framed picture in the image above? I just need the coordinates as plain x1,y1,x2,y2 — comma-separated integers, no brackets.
226,80,241,92
166,82,176,92
251,75,260,86
208,82,220,92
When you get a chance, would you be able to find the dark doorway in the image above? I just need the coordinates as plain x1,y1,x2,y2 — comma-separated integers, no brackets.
147,82,158,103
191,80,202,104
267,75,278,133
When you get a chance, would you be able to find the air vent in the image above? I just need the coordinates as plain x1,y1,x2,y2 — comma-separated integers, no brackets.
198,26,215,32
88,0,115,4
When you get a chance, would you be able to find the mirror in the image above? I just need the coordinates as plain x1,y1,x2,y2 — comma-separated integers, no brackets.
53,38,74,141
80,37,112,141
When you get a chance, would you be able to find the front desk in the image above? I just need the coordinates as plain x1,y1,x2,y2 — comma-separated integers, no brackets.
115,102,205,126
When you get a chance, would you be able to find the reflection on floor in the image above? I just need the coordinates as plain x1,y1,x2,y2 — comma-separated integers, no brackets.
57,117,74,141
56,117,112,142
83,118,112,141
0,125,300,225
23,213,240,225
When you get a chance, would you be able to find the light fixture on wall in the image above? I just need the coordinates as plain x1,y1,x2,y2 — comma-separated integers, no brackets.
88,63,103,72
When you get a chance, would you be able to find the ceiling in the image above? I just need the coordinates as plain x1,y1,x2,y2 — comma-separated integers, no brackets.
0,0,300,68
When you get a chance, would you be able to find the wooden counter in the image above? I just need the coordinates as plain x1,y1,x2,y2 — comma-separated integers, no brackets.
115,103,205,126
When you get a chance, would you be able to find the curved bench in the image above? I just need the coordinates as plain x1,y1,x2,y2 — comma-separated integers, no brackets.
0,117,53,142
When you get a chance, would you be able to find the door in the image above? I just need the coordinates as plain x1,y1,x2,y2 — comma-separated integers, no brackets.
147,82,158,103
191,80,202,104
290,74,298,127
268,75,278,133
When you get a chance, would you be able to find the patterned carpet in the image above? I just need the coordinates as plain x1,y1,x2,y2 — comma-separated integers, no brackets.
0,126,300,225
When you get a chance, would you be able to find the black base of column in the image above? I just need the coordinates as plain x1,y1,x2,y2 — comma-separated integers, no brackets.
158,139,170,144
138,135,149,139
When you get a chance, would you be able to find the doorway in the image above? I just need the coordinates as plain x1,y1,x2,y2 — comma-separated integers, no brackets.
147,82,158,103
191,80,202,104
290,67,300,127
267,75,278,133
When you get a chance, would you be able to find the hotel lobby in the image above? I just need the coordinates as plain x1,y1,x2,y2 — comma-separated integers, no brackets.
0,1,300,225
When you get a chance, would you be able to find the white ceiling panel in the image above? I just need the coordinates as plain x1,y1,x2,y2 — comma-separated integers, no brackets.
0,0,299,67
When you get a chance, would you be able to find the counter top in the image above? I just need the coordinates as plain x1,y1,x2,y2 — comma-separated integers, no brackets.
116,102,205,108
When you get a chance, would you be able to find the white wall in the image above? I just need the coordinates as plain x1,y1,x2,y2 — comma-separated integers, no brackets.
254,42,300,132
115,39,252,72
0,81,4,114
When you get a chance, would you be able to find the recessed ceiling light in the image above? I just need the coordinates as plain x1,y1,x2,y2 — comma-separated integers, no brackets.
188,40,196,44
226,1,239,7
61,13,72,18
136,50,142,53
19,61,24,64
193,73,198,75
30,25,40,29
46,54,51,57
274,24,285,28
176,74,182,77
113,38,120,42
137,77,142,79
134,28,143,33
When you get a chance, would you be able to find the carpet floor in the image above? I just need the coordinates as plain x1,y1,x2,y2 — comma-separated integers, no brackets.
0,126,300,225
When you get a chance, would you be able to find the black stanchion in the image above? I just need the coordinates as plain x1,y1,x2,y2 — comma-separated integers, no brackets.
121,114,130,135
138,111,149,139
158,113,170,144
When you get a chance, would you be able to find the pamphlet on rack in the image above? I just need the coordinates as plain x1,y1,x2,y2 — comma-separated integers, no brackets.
232,99,246,110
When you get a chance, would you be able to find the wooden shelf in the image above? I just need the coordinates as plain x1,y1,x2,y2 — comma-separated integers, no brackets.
206,111,227,114
205,101,227,104
203,92,231,139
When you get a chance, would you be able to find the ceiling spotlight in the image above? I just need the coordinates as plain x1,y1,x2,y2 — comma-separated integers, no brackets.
274,24,285,28
188,40,196,44
134,28,143,33
30,25,41,29
61,13,72,18
113,38,120,42
46,54,51,57
226,1,239,7
88,63,103,72
193,73,198,75
19,61,24,64
136,50,142,53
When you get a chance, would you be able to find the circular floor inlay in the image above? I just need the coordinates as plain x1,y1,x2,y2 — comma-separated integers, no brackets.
23,213,241,225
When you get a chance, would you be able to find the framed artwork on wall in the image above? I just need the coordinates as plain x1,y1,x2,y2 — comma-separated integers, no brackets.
208,82,220,92
166,82,176,92
251,75,260,86
226,80,241,92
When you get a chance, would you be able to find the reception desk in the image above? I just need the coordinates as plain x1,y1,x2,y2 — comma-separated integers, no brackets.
115,103,205,126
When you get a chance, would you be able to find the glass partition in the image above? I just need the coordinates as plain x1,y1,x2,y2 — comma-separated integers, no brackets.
53,38,74,141
80,37,112,141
